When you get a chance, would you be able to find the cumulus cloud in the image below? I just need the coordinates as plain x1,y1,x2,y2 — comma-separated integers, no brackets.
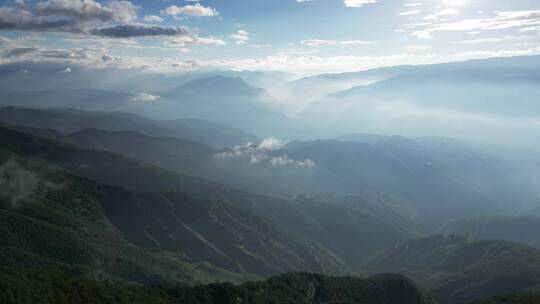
230,30,249,45
130,93,160,102
214,138,316,168
166,35,225,46
143,15,163,23
90,24,190,38
259,137,282,150
269,155,315,167
34,0,137,23
0,0,138,33
399,10,421,16
343,0,378,8
162,3,218,18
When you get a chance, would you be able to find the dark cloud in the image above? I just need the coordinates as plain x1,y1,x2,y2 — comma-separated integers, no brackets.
4,47,39,57
0,9,80,32
0,0,137,33
89,24,190,38
34,0,137,23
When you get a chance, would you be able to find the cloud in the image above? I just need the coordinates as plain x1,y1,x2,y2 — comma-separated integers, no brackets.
166,35,225,46
0,7,80,32
0,36,16,47
452,35,531,45
269,155,315,167
90,24,191,38
301,39,373,46
143,15,164,23
230,30,249,45
343,0,378,8
0,159,64,208
214,138,315,168
4,47,39,57
404,3,422,7
162,3,218,18
414,10,540,39
34,0,137,23
3,46,101,60
130,93,160,102
259,137,282,150
404,45,432,52
399,10,421,16
0,0,138,33
435,8,460,16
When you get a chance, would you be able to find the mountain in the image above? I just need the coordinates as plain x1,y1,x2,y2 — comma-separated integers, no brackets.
5,109,533,226
0,156,245,285
362,234,540,304
0,128,348,282
439,215,540,248
298,55,540,149
160,76,305,139
0,269,433,304
468,293,540,304
0,125,427,271
282,138,517,226
263,193,424,270
167,75,265,98
0,89,134,111
0,107,259,148
67,128,216,177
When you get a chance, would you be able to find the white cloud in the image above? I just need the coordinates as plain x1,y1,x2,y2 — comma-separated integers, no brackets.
166,36,225,46
230,30,249,45
143,15,163,22
400,10,421,16
301,39,373,46
343,0,378,8
435,8,460,16
214,138,315,168
130,93,160,102
454,46,540,58
452,35,531,45
162,3,218,18
269,155,315,167
413,10,540,39
259,137,282,150
34,0,138,23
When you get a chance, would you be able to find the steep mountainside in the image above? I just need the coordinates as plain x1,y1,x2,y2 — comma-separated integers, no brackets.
439,216,540,248
0,126,350,278
362,234,540,304
0,107,259,148
0,125,424,271
264,193,423,269
468,293,540,304
284,138,506,226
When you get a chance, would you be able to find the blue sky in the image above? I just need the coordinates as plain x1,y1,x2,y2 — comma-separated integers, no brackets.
0,0,539,74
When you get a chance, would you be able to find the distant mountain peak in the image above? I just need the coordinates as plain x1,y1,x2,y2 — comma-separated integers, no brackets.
177,75,265,97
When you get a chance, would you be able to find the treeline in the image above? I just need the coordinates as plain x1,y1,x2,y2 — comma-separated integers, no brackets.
0,266,432,304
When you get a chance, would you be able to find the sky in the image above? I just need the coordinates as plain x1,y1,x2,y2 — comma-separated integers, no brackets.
0,0,539,75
